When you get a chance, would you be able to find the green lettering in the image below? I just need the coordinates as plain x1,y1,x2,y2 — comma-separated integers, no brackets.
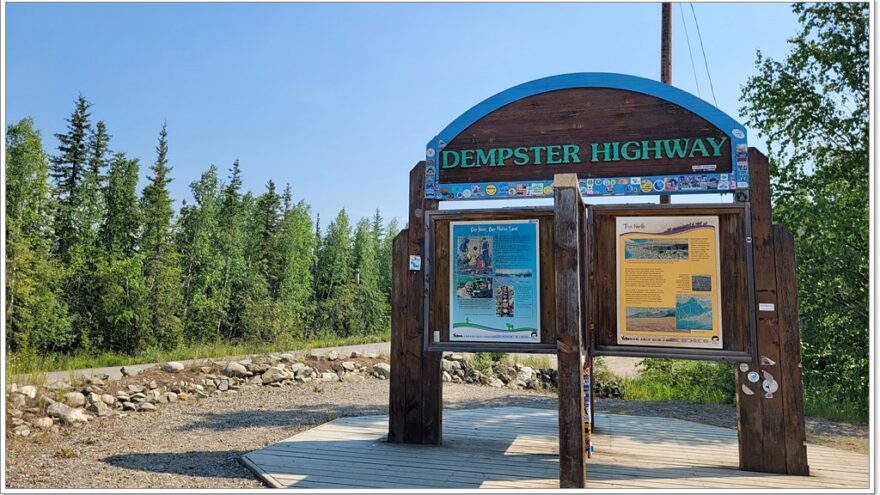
642,140,663,159
513,147,529,166
662,139,689,159
546,145,562,164
441,150,460,169
591,142,613,162
706,136,727,156
688,138,709,158
528,146,544,165
460,149,475,168
563,144,581,163
476,149,496,167
497,148,514,166
621,141,641,161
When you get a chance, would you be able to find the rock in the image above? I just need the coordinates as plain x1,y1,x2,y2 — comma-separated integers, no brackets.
46,381,70,391
289,363,306,374
238,359,252,367
120,367,132,377
9,393,27,409
33,417,53,430
13,425,31,437
122,402,137,411
218,379,229,391
115,394,131,403
200,366,212,374
365,352,380,359
489,377,505,388
279,353,296,362
63,392,86,407
8,409,22,418
320,372,340,382
19,385,37,399
11,417,24,427
327,350,340,361
9,383,17,393
341,361,356,372
177,392,189,401
148,381,158,390
101,394,115,405
448,353,467,362
130,393,147,403
373,363,391,379
341,373,364,383
245,360,270,374
160,392,178,403
516,366,535,383
62,408,90,424
250,376,263,386
46,402,70,418
221,362,251,378
87,400,112,417
261,367,290,385
441,359,461,374
95,373,110,381
139,403,157,412
127,384,145,394
442,371,452,383
349,351,361,358
163,361,185,373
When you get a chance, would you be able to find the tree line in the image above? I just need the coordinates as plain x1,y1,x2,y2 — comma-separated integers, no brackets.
6,96,399,358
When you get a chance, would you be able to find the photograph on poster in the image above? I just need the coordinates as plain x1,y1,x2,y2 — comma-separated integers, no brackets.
616,216,722,348
449,219,540,343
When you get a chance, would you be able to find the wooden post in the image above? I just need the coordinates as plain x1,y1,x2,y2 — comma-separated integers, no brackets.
389,162,442,445
735,149,808,475
553,174,586,488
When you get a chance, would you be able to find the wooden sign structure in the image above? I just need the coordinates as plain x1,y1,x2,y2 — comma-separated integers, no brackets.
390,73,808,487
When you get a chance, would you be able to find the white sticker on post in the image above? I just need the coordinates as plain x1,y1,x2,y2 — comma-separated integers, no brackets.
758,303,775,312
433,331,440,342
409,255,422,271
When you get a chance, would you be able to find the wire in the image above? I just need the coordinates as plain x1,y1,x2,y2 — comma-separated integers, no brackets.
689,3,718,106
678,3,702,98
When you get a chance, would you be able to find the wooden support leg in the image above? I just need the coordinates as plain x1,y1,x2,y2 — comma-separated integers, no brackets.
553,174,586,488
736,149,808,475
389,162,442,445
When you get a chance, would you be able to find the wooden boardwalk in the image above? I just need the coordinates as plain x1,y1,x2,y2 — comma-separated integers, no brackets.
241,406,869,489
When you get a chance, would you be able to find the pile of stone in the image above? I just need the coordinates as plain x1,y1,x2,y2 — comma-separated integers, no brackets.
440,354,559,391
5,351,392,438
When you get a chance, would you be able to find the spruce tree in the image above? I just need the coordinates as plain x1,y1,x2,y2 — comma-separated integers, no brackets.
51,95,92,258
277,184,316,339
315,209,355,336
139,123,183,351
6,118,74,354
216,160,249,339
99,153,141,256
378,218,399,302
352,217,387,334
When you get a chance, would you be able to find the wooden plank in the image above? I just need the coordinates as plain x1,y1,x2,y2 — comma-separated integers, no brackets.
741,148,786,474
553,178,586,488
773,224,809,475
388,230,409,443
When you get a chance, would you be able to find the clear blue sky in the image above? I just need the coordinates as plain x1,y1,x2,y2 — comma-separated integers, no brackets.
5,2,801,225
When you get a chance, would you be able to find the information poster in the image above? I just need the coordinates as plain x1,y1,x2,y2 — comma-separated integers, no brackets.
616,216,722,349
449,219,540,343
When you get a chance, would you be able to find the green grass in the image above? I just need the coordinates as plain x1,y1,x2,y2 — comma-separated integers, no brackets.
620,358,736,405
6,330,390,379
507,354,552,370
804,387,868,424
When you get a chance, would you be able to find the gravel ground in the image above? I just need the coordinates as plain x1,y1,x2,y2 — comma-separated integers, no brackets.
4,379,867,489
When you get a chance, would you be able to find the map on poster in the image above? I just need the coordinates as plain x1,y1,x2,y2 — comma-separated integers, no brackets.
616,216,722,349
449,219,540,343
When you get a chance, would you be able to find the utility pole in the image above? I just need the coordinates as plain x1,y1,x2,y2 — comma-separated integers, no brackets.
660,2,672,204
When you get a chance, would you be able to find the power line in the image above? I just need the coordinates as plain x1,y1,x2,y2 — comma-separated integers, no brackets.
678,3,702,98
689,3,717,106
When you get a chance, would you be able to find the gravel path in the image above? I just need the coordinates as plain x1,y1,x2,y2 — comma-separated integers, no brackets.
5,380,866,489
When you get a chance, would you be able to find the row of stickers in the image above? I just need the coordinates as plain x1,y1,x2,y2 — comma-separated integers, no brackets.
424,143,751,200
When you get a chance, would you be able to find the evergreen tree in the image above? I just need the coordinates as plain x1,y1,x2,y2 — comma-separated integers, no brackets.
94,152,147,353
378,218,399,302
216,160,249,339
277,184,316,338
351,217,387,334
177,165,225,343
51,95,92,258
315,209,355,335
139,123,183,351
6,118,74,354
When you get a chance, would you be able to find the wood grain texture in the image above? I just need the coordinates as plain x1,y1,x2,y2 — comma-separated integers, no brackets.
438,87,732,186
773,224,809,475
553,183,586,488
744,149,786,474
388,230,409,443
243,407,867,489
